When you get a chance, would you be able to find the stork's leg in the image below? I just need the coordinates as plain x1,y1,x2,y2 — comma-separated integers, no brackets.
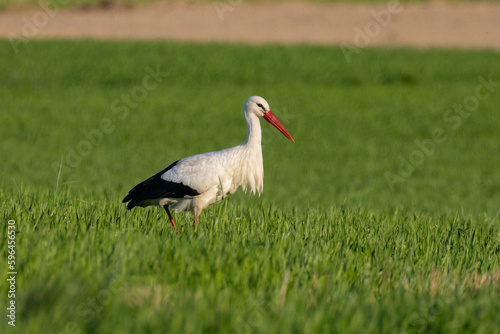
194,209,200,232
163,205,178,232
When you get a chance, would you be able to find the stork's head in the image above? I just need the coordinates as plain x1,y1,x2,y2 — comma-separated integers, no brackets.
244,96,295,143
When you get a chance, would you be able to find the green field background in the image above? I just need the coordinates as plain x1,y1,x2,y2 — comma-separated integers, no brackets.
1,41,500,215
1,40,500,333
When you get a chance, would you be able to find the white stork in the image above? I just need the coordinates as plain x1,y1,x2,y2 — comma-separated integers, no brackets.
122,96,294,232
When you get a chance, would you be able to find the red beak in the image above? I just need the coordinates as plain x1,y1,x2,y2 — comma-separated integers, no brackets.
263,110,295,143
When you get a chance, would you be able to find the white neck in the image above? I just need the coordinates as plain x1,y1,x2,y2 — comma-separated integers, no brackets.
229,111,263,196
243,112,262,147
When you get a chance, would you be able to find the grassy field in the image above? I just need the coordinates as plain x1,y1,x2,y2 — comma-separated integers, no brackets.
1,40,500,333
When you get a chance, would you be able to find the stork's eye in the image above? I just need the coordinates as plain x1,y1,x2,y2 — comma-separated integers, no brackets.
256,103,265,111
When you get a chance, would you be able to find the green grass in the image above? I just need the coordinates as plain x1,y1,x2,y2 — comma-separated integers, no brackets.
1,40,500,333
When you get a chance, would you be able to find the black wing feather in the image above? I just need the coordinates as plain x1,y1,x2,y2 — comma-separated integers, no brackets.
122,160,200,210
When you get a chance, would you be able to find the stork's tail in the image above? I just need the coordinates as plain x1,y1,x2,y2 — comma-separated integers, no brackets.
122,176,154,210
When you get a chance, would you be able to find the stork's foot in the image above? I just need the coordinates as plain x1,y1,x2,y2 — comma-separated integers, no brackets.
163,205,178,234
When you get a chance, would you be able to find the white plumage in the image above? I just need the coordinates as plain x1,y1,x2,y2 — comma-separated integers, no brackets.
123,96,294,231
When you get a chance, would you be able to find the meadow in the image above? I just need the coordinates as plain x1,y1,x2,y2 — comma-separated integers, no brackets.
1,40,500,333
